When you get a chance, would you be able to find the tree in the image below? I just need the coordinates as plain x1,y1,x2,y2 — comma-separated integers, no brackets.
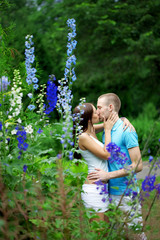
1,0,160,117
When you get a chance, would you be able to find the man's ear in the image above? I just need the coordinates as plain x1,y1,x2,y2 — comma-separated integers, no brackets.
109,104,114,111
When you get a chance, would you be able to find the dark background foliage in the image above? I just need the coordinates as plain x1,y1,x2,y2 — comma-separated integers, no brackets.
1,0,160,117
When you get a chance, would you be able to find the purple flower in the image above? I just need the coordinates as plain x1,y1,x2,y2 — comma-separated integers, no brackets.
69,151,73,160
23,165,28,173
155,184,160,196
102,197,106,203
57,154,62,159
95,180,108,200
149,155,153,163
142,175,156,192
132,191,138,200
106,142,128,166
109,197,112,203
37,128,43,134
3,163,9,167
0,76,10,92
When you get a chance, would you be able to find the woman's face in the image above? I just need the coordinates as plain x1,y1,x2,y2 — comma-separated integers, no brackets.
91,105,99,124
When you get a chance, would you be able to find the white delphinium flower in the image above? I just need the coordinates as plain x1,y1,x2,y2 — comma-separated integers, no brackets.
36,84,47,124
17,118,22,124
9,70,23,120
25,124,33,134
8,154,13,159
10,101,15,107
28,93,33,98
5,122,9,128
11,129,17,135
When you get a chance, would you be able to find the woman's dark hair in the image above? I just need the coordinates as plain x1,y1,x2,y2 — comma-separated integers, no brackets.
73,103,93,160
73,103,93,133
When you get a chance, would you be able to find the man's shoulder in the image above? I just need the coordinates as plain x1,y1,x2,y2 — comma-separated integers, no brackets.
123,128,138,137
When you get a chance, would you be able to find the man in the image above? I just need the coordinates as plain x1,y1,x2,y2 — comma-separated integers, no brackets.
88,93,146,239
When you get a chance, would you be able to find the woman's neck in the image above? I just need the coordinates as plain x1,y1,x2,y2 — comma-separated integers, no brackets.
85,123,95,135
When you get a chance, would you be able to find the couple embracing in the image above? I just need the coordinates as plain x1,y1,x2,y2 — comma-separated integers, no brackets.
73,93,147,239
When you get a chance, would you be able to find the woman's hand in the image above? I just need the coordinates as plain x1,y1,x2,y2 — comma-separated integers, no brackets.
121,117,135,132
103,112,119,131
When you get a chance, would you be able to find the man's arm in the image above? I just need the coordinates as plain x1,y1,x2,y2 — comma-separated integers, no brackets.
88,146,143,182
94,123,104,134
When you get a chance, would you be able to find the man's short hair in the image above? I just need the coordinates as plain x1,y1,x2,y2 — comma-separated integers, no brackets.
98,93,121,113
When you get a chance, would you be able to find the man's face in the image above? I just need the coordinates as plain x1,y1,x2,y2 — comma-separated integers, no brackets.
97,98,110,121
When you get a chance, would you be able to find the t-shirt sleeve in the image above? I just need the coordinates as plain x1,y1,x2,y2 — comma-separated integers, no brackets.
123,130,139,149
102,131,105,144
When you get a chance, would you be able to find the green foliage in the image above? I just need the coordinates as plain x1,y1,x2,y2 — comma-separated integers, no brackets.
130,102,160,156
1,0,160,117
0,3,160,239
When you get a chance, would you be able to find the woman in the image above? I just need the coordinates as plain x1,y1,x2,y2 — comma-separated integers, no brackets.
73,103,118,221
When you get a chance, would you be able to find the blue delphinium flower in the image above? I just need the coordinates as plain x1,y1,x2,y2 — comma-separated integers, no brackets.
0,76,10,92
33,84,39,90
28,104,36,111
28,93,33,98
106,142,129,166
16,126,29,159
0,121,2,131
44,74,57,115
23,164,28,173
57,18,77,109
25,35,38,87
56,18,77,156
25,35,38,110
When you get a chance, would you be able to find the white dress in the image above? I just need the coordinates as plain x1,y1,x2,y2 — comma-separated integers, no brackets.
79,135,109,212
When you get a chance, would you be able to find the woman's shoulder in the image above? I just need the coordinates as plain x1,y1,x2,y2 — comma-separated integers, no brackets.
79,132,89,141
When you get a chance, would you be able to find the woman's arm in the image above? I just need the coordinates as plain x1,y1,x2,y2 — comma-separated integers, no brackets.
121,117,135,132
79,113,118,160
88,147,143,181
94,117,135,134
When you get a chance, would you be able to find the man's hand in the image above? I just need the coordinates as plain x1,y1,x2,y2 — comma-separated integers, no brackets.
122,117,135,132
88,168,109,182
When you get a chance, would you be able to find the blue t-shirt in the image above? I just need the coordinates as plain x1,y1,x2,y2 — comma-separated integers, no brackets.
102,119,139,195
